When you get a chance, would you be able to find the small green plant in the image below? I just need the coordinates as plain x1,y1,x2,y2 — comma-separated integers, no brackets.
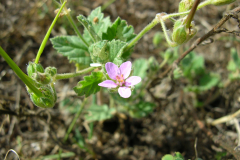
0,0,237,158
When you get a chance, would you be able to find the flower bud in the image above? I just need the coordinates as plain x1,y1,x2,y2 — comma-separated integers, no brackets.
172,19,197,45
27,62,44,77
28,84,57,108
209,0,236,6
45,67,57,77
178,0,194,13
33,72,52,85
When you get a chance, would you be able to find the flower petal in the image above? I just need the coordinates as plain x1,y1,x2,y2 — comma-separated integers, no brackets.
118,87,131,98
119,61,132,79
125,76,142,86
98,80,117,88
105,62,119,80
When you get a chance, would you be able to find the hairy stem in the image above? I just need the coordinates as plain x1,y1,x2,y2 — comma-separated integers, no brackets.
55,67,96,80
35,1,67,64
0,47,42,97
63,6,89,47
124,18,159,51
63,97,88,142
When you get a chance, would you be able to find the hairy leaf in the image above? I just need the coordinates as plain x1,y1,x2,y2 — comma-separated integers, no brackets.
77,15,101,43
88,40,109,63
102,17,136,43
73,72,103,97
108,40,127,62
80,7,111,44
50,36,91,65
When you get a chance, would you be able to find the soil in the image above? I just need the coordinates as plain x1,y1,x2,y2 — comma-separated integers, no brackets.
1,0,240,159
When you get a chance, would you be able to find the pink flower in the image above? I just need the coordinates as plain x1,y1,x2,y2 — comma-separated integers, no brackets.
98,61,141,98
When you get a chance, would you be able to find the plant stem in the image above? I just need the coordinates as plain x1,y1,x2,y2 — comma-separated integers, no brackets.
124,0,211,51
63,6,89,47
55,67,96,80
101,0,116,11
124,18,159,51
0,47,42,97
159,58,168,69
63,97,88,142
35,1,67,64
163,0,211,20
58,97,88,159
185,0,200,28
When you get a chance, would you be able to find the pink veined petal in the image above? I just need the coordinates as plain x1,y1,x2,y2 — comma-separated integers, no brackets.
119,61,132,79
105,62,120,80
98,80,117,88
118,87,131,98
125,76,142,86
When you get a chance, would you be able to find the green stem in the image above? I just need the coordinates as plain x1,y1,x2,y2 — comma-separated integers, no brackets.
58,97,88,159
124,0,212,52
35,1,67,64
158,14,177,47
55,67,96,80
159,58,168,69
63,6,89,47
124,0,211,52
63,97,88,142
163,0,211,20
0,47,42,97
101,0,116,11
124,18,159,51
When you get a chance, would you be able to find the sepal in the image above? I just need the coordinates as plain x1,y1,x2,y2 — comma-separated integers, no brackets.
27,62,44,77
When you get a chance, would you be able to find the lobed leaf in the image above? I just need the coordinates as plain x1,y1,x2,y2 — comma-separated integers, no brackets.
50,36,91,66
102,17,136,43
73,71,103,97
81,7,111,44
108,40,127,62
77,15,101,43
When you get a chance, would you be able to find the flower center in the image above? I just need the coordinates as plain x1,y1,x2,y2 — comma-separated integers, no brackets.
116,74,125,86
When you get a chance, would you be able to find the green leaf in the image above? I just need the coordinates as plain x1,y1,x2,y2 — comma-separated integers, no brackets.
161,47,179,64
153,32,164,47
128,101,156,118
88,40,109,63
74,129,85,148
132,58,148,89
181,52,205,78
84,104,116,122
77,15,101,43
102,17,136,43
81,7,111,44
50,36,91,66
199,73,220,90
73,71,103,97
185,73,220,93
228,48,240,71
108,40,127,62
227,60,237,71
175,152,184,159
133,58,148,78
162,154,174,160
